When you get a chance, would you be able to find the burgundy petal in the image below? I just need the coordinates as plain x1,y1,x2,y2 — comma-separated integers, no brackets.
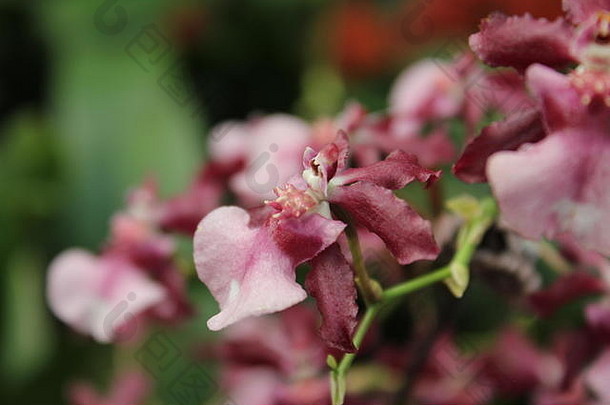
333,150,440,190
528,272,605,317
305,244,358,353
453,107,546,183
330,182,439,265
470,13,576,72
563,0,610,24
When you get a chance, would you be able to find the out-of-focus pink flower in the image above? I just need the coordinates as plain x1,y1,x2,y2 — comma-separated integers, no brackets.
108,180,175,268
208,114,312,206
47,249,165,342
194,132,440,350
220,306,330,405
48,182,192,342
390,59,464,122
69,371,150,405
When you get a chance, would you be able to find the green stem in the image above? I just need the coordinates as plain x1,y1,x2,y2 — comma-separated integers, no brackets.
383,266,452,301
331,304,380,405
329,197,498,405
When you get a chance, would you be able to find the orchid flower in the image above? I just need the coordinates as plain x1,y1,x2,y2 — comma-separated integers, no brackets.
194,131,440,350
454,0,610,256
47,182,191,342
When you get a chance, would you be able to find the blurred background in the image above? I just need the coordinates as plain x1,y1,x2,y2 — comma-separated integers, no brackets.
0,0,562,403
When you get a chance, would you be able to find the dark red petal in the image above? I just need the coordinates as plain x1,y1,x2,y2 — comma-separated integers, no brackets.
563,0,610,24
453,107,546,183
334,150,440,190
305,244,358,353
330,182,439,265
470,13,575,72
528,272,606,317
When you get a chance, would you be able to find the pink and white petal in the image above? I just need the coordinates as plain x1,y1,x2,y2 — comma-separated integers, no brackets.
333,150,440,190
454,107,546,183
305,244,358,353
47,249,166,342
469,13,575,72
194,207,306,330
330,182,439,265
585,349,610,401
488,130,610,256
194,207,344,330
563,0,610,24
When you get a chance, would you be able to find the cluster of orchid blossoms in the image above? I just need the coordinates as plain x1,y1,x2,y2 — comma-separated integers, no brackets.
49,0,610,404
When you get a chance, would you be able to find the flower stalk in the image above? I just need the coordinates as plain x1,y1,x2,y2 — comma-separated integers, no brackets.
330,197,498,405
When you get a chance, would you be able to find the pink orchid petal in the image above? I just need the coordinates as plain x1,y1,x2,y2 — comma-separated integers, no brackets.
563,0,610,24
305,244,358,352
488,129,610,256
194,207,345,330
334,150,440,190
330,182,439,265
469,13,575,72
454,107,546,183
47,249,166,342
